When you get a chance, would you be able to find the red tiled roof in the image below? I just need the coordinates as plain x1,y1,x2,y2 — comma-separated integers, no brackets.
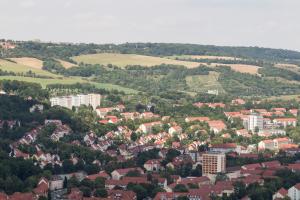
154,192,187,200
9,192,36,200
277,187,288,196
211,143,237,149
144,159,161,165
288,163,300,171
0,193,8,200
261,161,281,169
241,163,261,170
274,118,297,122
107,190,136,200
86,171,110,180
113,167,143,175
294,183,300,190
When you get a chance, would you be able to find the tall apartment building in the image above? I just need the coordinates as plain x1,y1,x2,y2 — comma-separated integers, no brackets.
50,93,101,110
202,152,226,175
244,113,263,132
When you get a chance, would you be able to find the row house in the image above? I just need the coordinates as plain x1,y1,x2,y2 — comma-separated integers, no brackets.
51,124,72,141
193,102,226,109
96,104,125,118
185,116,210,123
258,137,292,151
18,126,43,145
273,118,297,128
231,98,246,105
140,112,160,119
121,112,140,120
210,143,237,153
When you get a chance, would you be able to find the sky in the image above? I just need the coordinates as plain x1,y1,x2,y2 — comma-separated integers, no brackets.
0,0,299,51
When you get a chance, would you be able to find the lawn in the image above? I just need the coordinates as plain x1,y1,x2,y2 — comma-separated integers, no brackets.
0,76,138,94
72,53,200,68
185,71,225,93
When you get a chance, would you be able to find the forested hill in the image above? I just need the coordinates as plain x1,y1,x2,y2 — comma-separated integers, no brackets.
117,43,300,61
2,40,300,62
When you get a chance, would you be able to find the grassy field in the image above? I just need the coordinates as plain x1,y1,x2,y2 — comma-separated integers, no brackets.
10,57,43,69
72,53,200,68
186,71,225,93
0,76,138,94
167,55,242,60
0,59,60,77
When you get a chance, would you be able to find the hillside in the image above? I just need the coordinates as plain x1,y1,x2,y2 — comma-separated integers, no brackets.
72,53,200,68
0,59,60,77
2,40,300,97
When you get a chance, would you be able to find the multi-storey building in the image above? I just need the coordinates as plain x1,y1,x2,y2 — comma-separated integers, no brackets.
50,93,101,110
244,113,263,132
202,152,226,175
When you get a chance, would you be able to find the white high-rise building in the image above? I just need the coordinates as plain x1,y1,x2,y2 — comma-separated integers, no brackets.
88,93,101,110
50,93,101,110
245,113,263,132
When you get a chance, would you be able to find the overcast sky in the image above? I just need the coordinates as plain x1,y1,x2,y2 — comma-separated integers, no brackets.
0,0,299,51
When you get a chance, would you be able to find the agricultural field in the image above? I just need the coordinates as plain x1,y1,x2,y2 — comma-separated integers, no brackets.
0,59,60,77
185,71,225,93
56,59,77,69
167,55,242,60
166,56,260,75
9,57,43,69
223,64,261,75
0,75,138,94
72,53,200,68
275,63,300,74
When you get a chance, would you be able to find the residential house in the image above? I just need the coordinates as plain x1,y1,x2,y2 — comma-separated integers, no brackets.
288,183,300,200
289,109,298,117
144,159,162,172
138,121,162,134
33,178,49,198
210,143,237,153
207,120,227,133
49,176,64,191
273,188,288,200
168,126,182,136
111,167,144,180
